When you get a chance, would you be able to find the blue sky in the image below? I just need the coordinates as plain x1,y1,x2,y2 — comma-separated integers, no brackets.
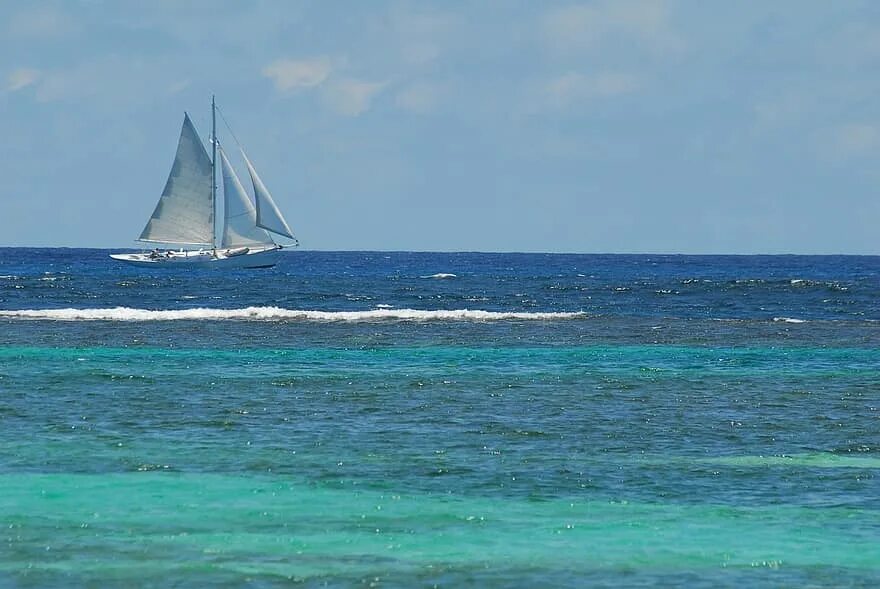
2,0,879,253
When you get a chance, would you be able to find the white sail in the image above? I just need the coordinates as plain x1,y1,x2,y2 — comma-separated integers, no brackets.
241,149,295,240
219,146,274,248
139,114,214,246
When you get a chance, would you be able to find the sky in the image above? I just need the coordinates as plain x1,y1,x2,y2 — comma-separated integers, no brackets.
2,0,880,254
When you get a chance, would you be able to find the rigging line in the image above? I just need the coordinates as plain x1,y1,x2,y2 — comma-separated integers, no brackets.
214,104,245,151
216,104,299,248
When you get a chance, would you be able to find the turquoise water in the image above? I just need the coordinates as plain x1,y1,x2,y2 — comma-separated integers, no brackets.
1,250,879,586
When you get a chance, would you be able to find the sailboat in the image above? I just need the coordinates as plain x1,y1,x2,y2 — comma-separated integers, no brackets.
110,97,296,269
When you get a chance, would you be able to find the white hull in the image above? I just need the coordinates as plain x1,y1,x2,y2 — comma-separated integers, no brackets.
110,246,281,269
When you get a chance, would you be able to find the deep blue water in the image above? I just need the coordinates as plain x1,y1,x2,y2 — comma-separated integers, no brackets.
0,248,878,587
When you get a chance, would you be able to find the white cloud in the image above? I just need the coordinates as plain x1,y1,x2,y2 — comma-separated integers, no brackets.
32,67,93,103
828,123,880,158
262,57,335,92
322,79,386,117
752,94,810,131
395,82,439,114
13,58,174,106
542,0,683,56
262,56,384,116
6,68,41,92
166,79,190,96
390,8,459,65
401,43,443,66
814,23,880,70
544,72,641,108
6,7,77,39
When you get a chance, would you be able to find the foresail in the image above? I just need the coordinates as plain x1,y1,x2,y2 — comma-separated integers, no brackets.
241,149,295,240
139,114,214,246
219,147,274,248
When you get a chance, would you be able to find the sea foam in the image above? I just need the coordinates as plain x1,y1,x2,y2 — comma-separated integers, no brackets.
421,273,457,279
0,306,587,322
773,317,807,323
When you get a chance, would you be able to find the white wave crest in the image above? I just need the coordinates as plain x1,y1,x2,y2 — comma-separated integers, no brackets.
773,317,807,323
421,273,457,279
0,306,587,322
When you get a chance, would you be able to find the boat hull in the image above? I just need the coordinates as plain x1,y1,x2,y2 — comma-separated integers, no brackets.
110,246,281,269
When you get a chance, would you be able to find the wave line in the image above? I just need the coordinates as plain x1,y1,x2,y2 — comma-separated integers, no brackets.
0,306,588,322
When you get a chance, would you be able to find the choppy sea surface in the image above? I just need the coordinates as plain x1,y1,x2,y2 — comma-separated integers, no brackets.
1,248,878,588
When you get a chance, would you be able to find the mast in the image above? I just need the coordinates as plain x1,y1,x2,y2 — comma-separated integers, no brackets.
211,94,217,248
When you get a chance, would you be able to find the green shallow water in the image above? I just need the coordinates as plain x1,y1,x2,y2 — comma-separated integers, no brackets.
701,454,880,469
2,343,879,586
2,472,879,587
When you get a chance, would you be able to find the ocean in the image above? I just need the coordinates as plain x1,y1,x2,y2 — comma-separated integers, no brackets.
0,248,878,587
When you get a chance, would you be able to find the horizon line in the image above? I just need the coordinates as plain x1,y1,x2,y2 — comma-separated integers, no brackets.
0,246,877,257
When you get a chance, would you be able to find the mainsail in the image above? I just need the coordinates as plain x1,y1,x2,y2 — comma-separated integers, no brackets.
241,149,296,240
139,114,214,246
218,146,274,248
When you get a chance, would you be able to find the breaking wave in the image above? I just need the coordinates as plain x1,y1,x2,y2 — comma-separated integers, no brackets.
0,306,587,322
773,317,807,324
421,273,457,279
